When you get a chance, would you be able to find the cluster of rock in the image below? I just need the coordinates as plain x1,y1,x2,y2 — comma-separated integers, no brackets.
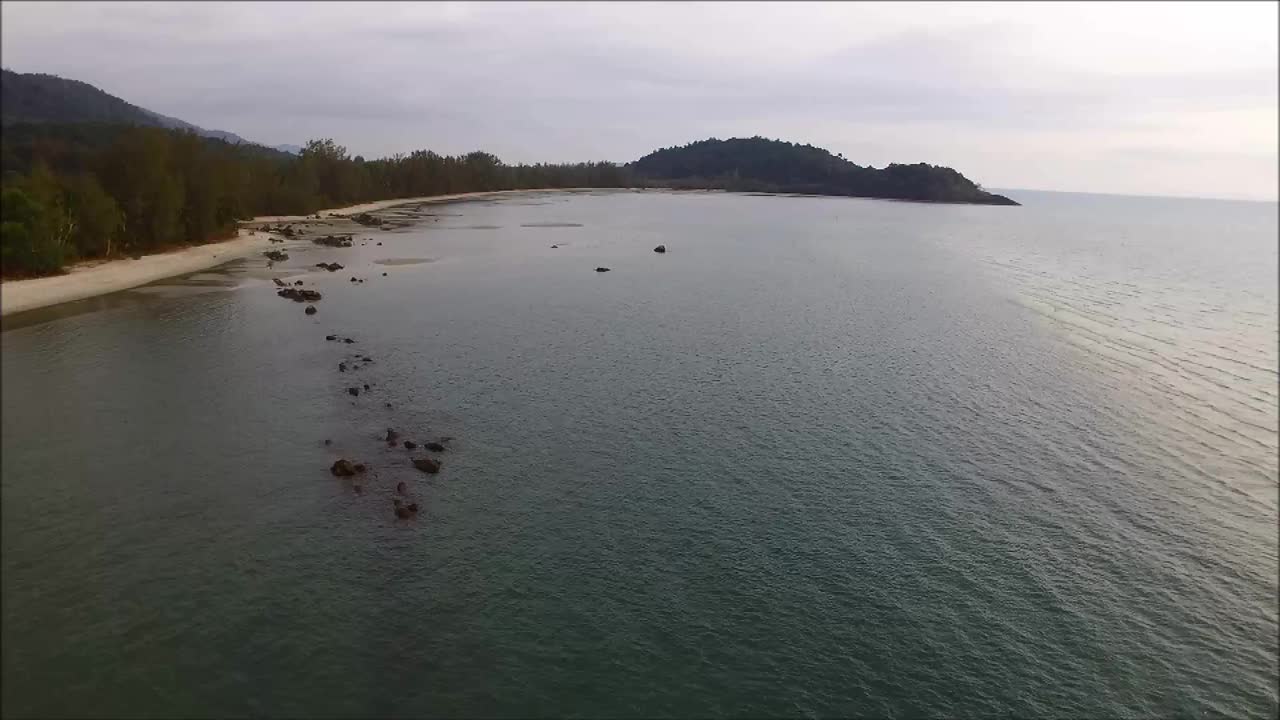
263,250,289,262
312,235,354,248
278,287,322,302
315,262,344,272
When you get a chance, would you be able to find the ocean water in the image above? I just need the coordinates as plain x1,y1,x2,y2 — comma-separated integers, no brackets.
2,189,1276,718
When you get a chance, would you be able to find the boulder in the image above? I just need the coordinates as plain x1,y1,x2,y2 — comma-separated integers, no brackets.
326,334,337,341
424,442,445,452
595,267,611,272
305,305,317,315
330,459,357,477
403,440,417,450
412,456,441,474
348,387,360,397
654,245,666,253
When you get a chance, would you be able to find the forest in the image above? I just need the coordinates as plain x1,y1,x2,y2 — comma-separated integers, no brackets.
630,137,1018,206
0,124,630,276
0,126,1015,277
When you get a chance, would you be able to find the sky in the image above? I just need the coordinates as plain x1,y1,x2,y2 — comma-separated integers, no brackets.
2,1,1276,200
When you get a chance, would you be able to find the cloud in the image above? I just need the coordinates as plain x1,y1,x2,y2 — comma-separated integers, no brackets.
1,1,1275,199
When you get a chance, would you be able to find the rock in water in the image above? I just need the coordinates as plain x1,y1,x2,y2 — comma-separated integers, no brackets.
353,463,367,474
395,506,412,519
403,440,417,449
347,387,360,397
272,277,287,287
338,362,347,372
385,428,400,443
654,245,666,253
330,459,357,476
305,305,317,315
412,456,441,474
407,503,419,514
326,334,337,341
396,481,406,494
424,442,445,452
595,267,611,272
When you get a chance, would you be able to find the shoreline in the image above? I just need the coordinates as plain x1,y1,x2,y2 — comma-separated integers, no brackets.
0,188,601,318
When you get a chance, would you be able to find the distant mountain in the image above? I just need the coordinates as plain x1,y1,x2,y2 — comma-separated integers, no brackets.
629,137,1018,205
0,69,257,147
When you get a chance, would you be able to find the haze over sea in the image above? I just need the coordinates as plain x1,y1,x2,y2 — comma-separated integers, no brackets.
2,189,1276,717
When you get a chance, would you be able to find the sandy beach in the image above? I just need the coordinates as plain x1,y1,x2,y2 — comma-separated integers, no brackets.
0,188,599,317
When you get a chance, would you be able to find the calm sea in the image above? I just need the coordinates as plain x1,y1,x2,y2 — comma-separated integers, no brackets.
2,189,1276,717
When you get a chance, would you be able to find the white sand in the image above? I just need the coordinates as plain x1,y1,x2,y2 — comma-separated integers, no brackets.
0,188,599,317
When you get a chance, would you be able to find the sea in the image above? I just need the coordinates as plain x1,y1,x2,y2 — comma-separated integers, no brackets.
2,188,1276,717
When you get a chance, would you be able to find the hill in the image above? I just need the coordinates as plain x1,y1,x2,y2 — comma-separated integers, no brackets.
0,69,263,147
629,137,1018,205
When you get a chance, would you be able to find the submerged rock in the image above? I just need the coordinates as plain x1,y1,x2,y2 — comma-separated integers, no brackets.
403,440,417,450
277,287,322,302
347,387,360,397
353,463,367,474
396,481,407,495
344,338,356,344
326,334,337,341
331,459,357,477
386,428,400,443
338,362,347,372
407,503,419,514
263,250,289,262
423,441,445,452
412,456,441,474
395,505,412,519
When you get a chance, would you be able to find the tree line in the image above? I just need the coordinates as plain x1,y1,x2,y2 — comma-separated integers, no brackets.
0,125,632,276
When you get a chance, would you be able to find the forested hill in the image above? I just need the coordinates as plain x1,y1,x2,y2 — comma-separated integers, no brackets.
629,137,1018,205
1,69,252,145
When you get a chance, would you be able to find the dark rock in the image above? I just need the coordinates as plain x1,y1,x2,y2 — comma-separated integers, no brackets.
396,481,407,494
377,242,383,246
312,235,354,248
353,463,367,474
412,456,441,474
344,338,356,344
272,277,287,287
263,250,289,262
330,459,357,477
386,428,400,443
595,267,611,272
326,334,337,341
363,384,370,391
403,440,417,449
424,441,445,452
362,356,372,362
385,402,393,408
295,280,304,285
393,498,403,507
551,244,558,249
305,305,317,315
324,439,332,445
395,506,412,519
407,503,419,514
338,362,347,372
382,272,388,277
347,387,360,396
350,276,358,282
313,262,344,272
654,245,666,253
277,288,322,302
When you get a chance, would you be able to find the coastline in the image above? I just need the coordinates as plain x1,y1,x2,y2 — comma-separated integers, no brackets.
0,188,599,318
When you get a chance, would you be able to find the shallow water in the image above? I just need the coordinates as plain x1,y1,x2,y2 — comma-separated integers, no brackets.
2,189,1276,717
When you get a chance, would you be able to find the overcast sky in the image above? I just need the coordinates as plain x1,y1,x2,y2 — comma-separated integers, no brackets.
2,1,1276,200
